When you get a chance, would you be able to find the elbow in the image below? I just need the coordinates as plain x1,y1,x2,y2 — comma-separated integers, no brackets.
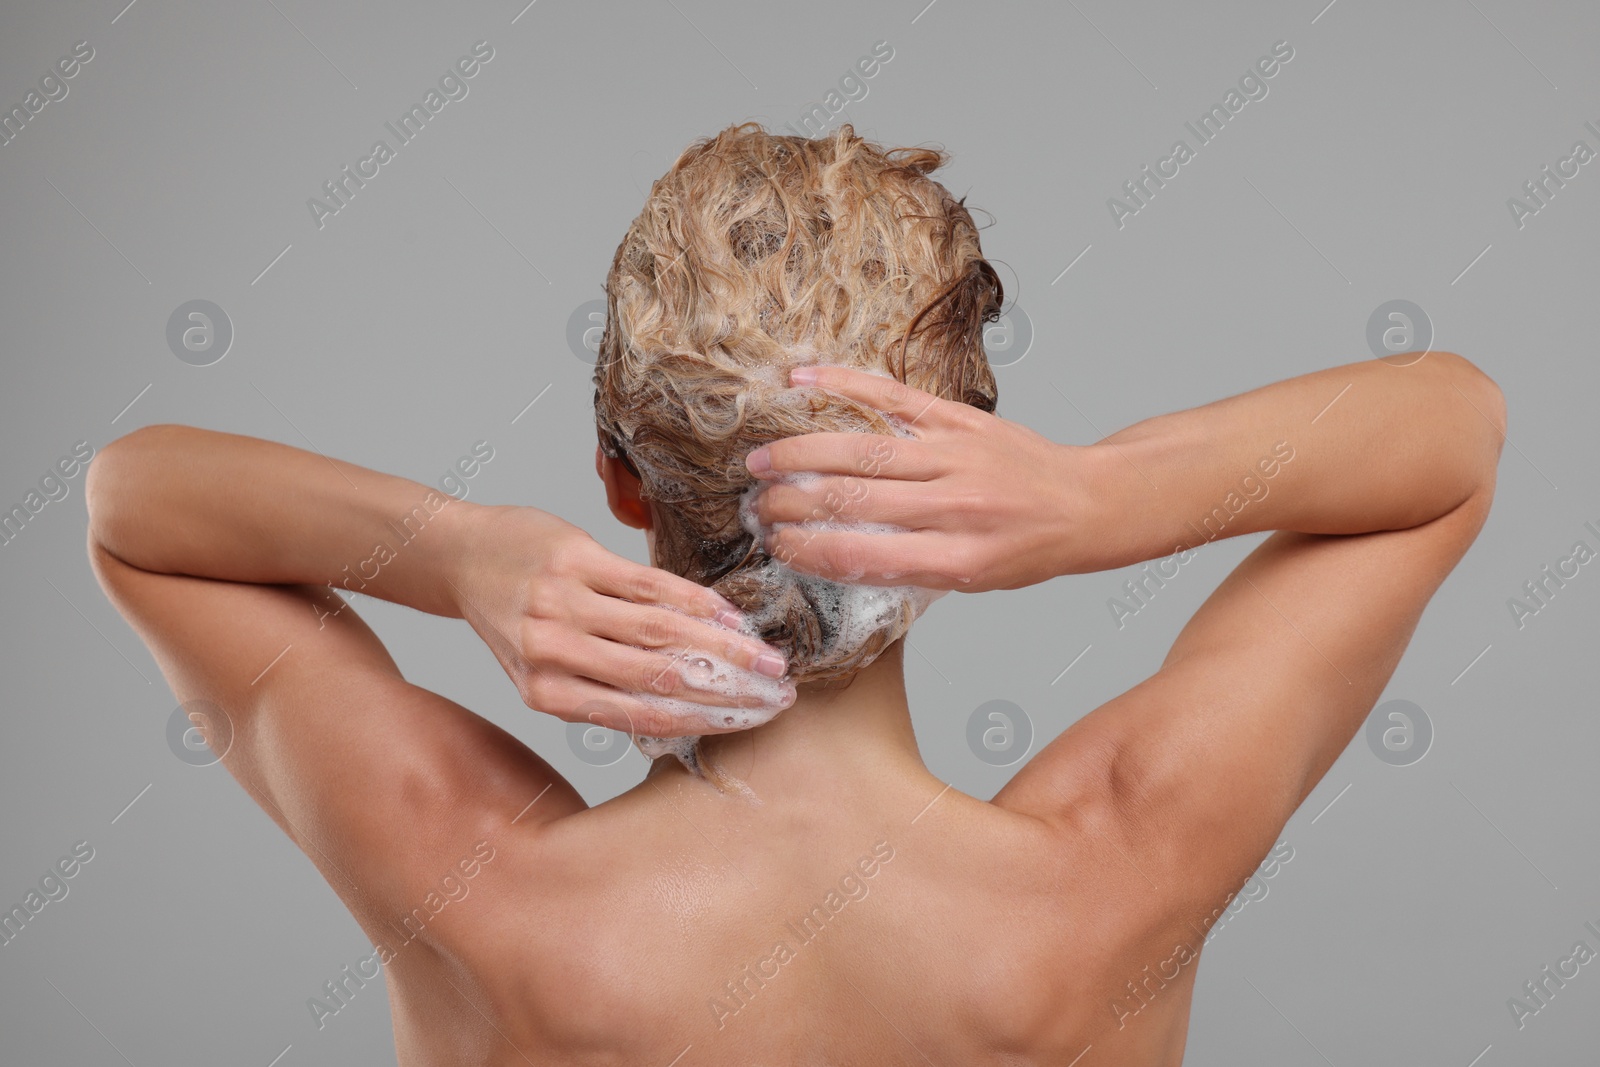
1458,353,1507,441
85,424,182,551
84,437,119,546
84,430,135,542
1440,351,1506,435
1435,351,1507,463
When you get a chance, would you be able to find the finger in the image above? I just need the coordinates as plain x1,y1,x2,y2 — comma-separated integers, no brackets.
754,476,929,528
614,685,794,736
558,634,792,713
789,364,964,430
589,555,746,630
766,526,963,588
553,663,796,737
585,595,788,678
536,677,764,738
746,431,939,482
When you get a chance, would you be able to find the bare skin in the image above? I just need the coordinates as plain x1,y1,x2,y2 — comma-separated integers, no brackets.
85,352,1505,1065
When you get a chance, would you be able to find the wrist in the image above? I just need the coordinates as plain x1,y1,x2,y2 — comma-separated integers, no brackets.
426,497,494,619
1063,439,1148,575
1029,440,1099,580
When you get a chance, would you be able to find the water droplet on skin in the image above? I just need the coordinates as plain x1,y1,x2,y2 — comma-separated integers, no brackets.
723,715,735,726
687,656,714,682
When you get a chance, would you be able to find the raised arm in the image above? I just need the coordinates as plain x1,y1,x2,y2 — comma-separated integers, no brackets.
1054,349,1506,569
87,425,790,735
747,353,1503,586
1002,351,1503,890
84,425,792,929
745,353,1503,951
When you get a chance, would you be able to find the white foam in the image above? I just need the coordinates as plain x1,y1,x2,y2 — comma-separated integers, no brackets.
632,648,793,732
634,734,700,762
622,607,795,732
634,732,762,803
627,487,945,780
623,616,796,781
608,351,949,782
739,472,904,546
736,475,947,659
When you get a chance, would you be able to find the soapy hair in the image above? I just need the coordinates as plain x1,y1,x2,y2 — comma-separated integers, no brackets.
592,122,1000,685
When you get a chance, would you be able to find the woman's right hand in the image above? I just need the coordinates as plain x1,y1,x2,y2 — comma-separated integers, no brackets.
445,503,795,738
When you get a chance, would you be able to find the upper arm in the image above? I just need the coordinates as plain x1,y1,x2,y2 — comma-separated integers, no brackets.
999,364,1504,925
86,535,583,926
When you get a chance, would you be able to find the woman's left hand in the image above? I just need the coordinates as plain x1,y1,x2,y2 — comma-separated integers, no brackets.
744,365,1104,592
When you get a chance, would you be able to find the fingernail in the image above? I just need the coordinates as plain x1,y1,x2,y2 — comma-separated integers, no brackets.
754,652,786,678
746,448,771,475
790,366,818,385
715,608,744,629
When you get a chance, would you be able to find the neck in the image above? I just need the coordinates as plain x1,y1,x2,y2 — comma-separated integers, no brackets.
649,640,933,800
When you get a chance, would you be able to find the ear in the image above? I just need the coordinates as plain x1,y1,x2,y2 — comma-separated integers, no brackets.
596,445,652,531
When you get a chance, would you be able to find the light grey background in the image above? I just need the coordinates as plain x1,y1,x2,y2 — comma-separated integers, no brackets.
2,0,1595,1064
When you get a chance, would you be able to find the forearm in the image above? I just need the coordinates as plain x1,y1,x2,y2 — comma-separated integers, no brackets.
86,424,475,618
1076,352,1505,572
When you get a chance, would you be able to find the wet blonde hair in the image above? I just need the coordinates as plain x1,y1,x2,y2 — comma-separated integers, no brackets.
593,122,1000,684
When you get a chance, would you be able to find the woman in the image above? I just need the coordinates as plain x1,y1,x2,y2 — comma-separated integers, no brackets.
86,124,1505,1065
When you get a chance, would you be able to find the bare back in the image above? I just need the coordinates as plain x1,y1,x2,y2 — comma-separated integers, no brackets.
86,355,1503,1065
369,750,1197,1067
